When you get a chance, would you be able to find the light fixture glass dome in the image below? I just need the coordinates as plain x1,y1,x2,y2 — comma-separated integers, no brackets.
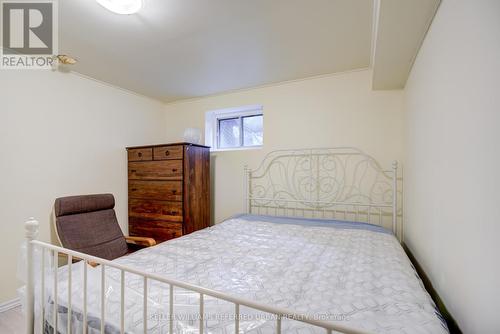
96,0,142,15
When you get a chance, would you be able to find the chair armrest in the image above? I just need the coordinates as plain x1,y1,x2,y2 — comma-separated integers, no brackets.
125,236,157,247
58,253,99,267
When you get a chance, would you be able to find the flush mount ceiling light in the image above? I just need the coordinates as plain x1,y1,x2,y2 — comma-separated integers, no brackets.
96,0,142,15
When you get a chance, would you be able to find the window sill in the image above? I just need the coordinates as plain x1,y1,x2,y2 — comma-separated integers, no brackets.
211,146,263,153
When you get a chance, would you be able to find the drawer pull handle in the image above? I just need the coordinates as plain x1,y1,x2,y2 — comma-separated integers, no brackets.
131,188,137,191
165,150,170,156
131,170,137,173
172,169,177,172
138,152,143,157
172,190,177,195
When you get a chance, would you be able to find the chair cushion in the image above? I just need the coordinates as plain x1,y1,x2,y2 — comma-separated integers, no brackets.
55,194,115,217
55,194,128,260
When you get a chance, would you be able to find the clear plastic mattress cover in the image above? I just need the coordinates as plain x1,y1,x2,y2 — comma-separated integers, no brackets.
19,215,449,334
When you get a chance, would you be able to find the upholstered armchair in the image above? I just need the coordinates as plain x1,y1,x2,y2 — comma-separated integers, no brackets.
54,194,156,261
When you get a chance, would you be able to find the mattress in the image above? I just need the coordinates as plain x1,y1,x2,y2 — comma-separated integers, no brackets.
35,215,449,334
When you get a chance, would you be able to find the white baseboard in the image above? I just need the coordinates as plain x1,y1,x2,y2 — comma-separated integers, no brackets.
0,298,21,313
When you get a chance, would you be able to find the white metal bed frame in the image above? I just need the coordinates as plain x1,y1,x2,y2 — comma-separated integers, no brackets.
245,147,400,239
24,147,400,334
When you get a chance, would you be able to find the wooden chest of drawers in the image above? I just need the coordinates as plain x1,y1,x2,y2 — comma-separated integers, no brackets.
126,143,210,243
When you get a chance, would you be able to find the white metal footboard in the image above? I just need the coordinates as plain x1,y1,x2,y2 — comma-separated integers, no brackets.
24,219,372,334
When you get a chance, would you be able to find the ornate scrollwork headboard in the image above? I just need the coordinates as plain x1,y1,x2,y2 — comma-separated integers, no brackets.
245,147,401,239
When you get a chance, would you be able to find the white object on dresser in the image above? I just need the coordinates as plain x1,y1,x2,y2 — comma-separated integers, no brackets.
183,127,202,144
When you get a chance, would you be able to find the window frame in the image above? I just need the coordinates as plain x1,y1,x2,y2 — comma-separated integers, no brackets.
205,105,263,152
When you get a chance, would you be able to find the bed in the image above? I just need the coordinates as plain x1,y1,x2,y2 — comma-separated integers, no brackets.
22,148,449,334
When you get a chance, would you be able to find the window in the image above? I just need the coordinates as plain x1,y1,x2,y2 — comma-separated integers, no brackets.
205,105,263,151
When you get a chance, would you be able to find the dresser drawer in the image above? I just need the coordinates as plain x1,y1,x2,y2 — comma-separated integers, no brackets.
128,148,153,162
153,145,183,160
129,199,183,222
129,180,182,201
129,218,183,242
128,160,183,181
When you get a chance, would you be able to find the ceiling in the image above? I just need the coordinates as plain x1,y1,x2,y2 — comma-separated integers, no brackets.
59,0,439,102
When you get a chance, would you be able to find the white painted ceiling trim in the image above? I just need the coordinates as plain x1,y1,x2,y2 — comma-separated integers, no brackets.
163,68,370,106
68,70,164,104
370,0,381,69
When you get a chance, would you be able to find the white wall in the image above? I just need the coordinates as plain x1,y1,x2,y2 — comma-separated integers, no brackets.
0,70,165,303
164,70,405,224
404,0,500,332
